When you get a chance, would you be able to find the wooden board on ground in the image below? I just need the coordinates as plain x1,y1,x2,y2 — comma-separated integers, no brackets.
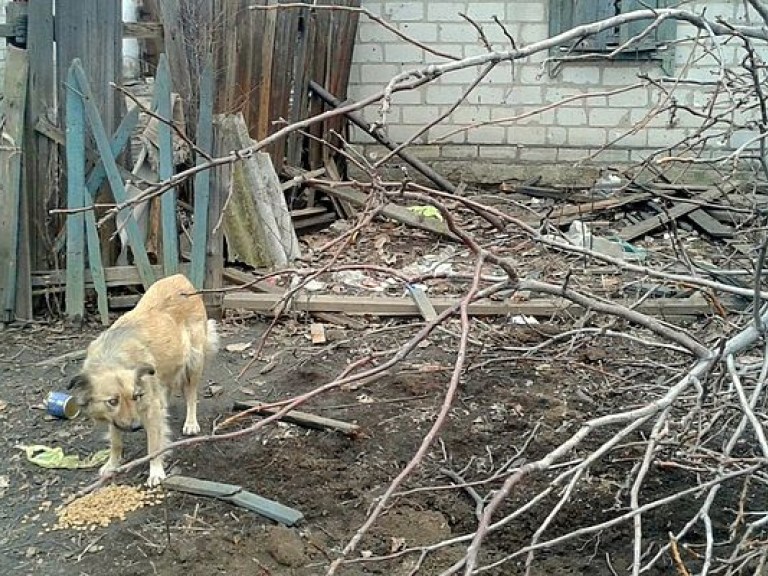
223,291,714,317
619,189,724,241
162,475,304,526
232,400,360,436
686,208,734,238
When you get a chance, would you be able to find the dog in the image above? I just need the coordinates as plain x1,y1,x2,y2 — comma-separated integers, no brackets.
68,273,219,486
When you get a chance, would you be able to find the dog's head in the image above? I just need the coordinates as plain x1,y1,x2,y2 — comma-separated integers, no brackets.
68,363,156,432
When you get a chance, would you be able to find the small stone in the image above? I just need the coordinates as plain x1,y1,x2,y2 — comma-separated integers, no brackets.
266,526,306,567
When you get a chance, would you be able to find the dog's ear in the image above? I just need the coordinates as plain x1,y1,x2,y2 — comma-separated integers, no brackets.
135,363,156,386
68,373,92,406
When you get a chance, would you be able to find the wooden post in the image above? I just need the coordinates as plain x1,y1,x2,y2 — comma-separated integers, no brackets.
190,59,214,289
204,117,228,319
155,54,179,275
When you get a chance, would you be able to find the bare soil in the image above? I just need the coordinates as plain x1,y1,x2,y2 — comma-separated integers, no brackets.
0,307,713,576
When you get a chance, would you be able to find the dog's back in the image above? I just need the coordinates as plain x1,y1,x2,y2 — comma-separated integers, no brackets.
85,274,219,390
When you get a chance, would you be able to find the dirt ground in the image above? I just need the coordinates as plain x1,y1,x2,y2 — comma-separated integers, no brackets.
0,304,714,576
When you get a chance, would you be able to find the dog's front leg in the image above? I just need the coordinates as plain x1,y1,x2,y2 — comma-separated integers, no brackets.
100,424,123,476
145,408,170,487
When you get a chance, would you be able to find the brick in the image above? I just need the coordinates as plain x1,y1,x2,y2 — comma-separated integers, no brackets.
588,108,632,128
440,144,479,158
601,66,644,87
383,44,425,64
519,147,558,162
505,2,545,23
547,127,568,146
427,3,467,22
558,148,592,162
400,105,443,125
560,65,601,85
556,108,587,127
450,106,491,123
463,3,506,22
591,148,631,163
360,64,403,84
385,2,424,22
607,128,646,148
439,65,489,84
353,44,384,63
439,23,475,43
383,124,428,144
359,22,388,42
567,127,608,146
398,23,439,43
467,125,507,144
478,145,517,159
466,85,506,105
646,128,687,148
508,125,548,146
520,22,549,44
508,85,543,105
433,129,468,144
606,88,649,108
426,84,473,105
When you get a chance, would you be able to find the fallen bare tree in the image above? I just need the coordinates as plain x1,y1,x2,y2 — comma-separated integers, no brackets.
62,3,768,575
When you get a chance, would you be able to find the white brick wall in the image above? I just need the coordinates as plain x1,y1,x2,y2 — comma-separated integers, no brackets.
348,0,762,175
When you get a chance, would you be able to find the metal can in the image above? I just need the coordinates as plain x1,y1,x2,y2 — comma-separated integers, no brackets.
44,391,80,419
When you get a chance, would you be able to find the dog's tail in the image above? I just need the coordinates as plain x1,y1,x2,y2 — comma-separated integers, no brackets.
205,319,220,356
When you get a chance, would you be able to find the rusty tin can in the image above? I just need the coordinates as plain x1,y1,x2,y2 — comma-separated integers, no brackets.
44,391,80,419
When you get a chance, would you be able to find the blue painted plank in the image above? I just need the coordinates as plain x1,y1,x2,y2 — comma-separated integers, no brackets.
65,60,86,320
189,59,214,289
83,200,109,325
85,105,140,196
71,62,155,289
156,54,179,275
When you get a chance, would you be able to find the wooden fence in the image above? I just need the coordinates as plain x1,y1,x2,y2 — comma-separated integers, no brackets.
0,0,361,324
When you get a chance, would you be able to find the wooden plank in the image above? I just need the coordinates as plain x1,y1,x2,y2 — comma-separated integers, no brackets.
71,61,156,289
406,284,438,321
84,106,141,200
0,47,29,322
223,291,715,317
190,59,215,289
310,323,327,344
32,263,190,291
286,1,311,168
535,192,653,226
25,0,56,273
156,1,193,132
162,475,304,526
155,54,179,275
686,209,734,238
204,117,229,318
232,400,361,436
311,182,457,241
64,62,86,321
619,189,724,241
122,21,163,39
292,212,336,230
82,199,110,325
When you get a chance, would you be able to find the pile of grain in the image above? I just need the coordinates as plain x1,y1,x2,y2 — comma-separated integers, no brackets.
52,485,165,531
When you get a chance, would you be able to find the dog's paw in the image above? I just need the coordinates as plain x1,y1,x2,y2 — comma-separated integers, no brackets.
99,460,119,477
182,420,201,436
147,464,166,487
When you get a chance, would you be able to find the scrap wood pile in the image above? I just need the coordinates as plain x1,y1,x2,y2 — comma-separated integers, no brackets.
222,164,760,327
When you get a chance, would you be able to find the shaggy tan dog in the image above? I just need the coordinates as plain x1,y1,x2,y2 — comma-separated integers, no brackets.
69,274,219,486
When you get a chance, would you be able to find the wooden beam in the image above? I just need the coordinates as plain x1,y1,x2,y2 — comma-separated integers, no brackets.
223,291,714,317
32,264,189,291
155,54,179,275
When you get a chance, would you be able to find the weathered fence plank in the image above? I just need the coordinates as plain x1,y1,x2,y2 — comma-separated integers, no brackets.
71,61,155,289
190,59,215,289
64,63,86,321
0,47,29,323
155,54,179,275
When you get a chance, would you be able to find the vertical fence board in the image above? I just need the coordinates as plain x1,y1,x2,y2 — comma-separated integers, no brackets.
64,63,86,321
155,55,179,275
25,0,56,272
190,60,215,289
0,47,29,322
204,117,228,318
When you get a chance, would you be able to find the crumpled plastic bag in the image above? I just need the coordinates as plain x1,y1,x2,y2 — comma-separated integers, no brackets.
408,205,443,221
16,445,111,469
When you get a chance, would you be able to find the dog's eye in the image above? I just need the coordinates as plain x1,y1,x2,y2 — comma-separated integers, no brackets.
106,398,119,408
